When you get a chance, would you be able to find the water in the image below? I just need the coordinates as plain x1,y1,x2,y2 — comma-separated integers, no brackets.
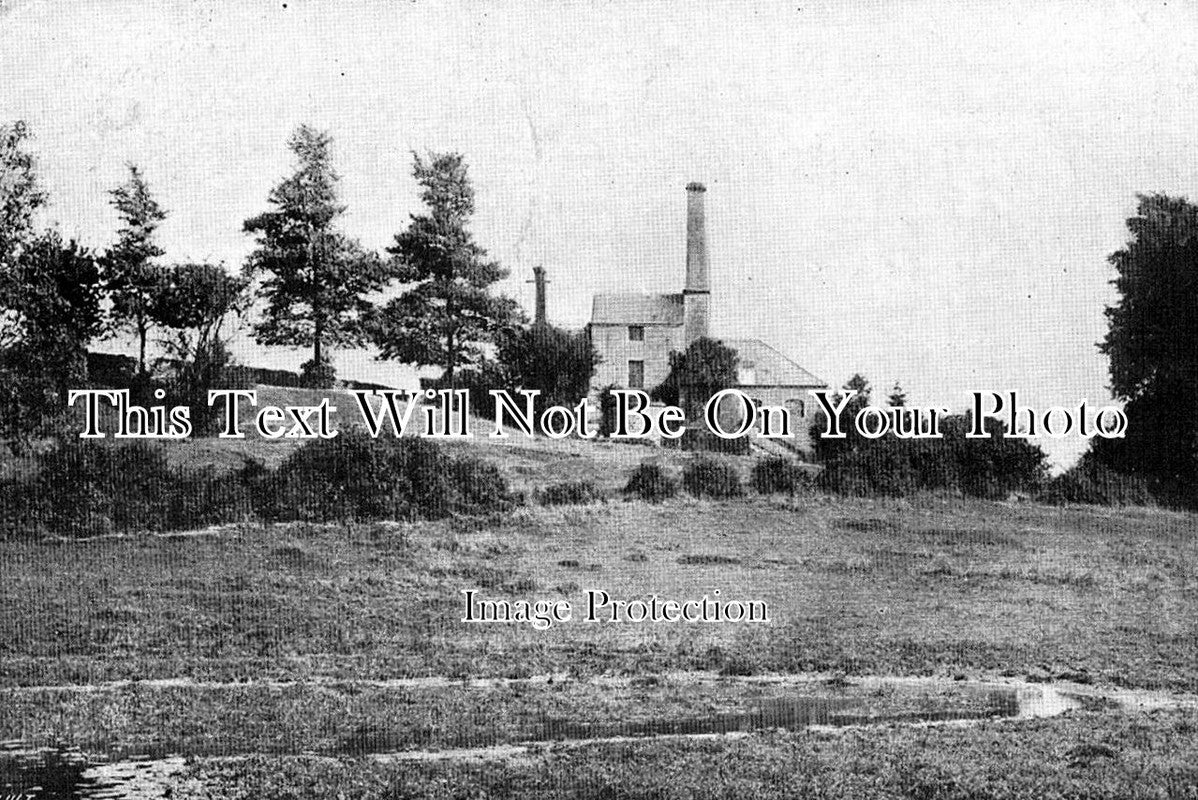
0,685,1031,794
0,746,184,800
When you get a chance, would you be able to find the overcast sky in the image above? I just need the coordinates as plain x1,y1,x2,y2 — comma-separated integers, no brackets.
3,0,1196,466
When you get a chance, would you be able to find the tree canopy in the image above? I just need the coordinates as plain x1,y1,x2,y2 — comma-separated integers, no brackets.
104,163,167,374
1093,193,1198,504
371,152,521,385
0,121,47,267
243,125,386,387
498,323,598,410
651,337,739,417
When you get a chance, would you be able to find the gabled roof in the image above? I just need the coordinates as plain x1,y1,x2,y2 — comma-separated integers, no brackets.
725,338,826,387
591,293,684,325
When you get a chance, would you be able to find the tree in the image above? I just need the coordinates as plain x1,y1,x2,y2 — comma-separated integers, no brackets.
1094,194,1198,504
650,337,739,417
0,120,47,268
887,381,907,408
0,231,105,434
152,263,248,433
812,373,873,462
498,324,598,412
243,125,385,387
104,164,167,375
372,152,521,386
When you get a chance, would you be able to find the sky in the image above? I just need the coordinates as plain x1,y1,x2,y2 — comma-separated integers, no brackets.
2,0,1197,467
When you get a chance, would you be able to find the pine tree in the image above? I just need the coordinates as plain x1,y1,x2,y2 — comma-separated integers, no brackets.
105,164,167,375
372,152,520,385
887,381,907,407
243,125,385,387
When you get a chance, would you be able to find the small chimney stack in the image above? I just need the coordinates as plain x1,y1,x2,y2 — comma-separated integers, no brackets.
683,182,710,344
529,265,548,327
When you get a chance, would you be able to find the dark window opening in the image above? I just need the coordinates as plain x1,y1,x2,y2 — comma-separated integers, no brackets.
628,360,645,389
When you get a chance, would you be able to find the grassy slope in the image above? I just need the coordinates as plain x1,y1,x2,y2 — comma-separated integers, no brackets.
3,417,1197,795
2,496,1195,690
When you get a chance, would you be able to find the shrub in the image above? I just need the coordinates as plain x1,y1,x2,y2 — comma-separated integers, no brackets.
31,439,177,536
751,456,809,494
267,432,512,522
682,455,744,499
623,462,678,503
539,480,603,506
1045,458,1154,507
12,440,260,538
447,452,513,515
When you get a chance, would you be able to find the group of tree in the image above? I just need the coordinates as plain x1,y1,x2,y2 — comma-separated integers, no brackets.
809,374,1049,499
0,119,596,439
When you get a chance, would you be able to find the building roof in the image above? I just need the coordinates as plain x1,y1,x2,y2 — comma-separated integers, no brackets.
725,338,826,387
591,293,684,325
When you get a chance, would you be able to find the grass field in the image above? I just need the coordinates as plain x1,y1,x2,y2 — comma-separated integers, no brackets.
2,425,1197,796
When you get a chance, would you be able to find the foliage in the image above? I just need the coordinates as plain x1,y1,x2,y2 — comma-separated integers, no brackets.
538,480,603,506
152,262,249,433
818,413,1048,499
1045,453,1154,507
371,152,522,385
264,432,512,522
1095,194,1198,506
0,120,47,267
651,337,738,418
811,373,874,462
1,433,515,539
243,125,387,387
12,440,251,537
0,232,105,436
437,357,512,421
751,456,810,494
623,462,679,502
682,455,745,499
103,164,167,374
497,323,597,414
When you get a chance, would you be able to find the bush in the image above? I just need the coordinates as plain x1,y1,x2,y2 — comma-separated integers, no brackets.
31,439,177,536
751,456,809,494
682,455,744,499
623,462,678,503
267,432,512,522
0,433,516,540
539,480,603,506
815,414,1048,500
1045,458,1154,507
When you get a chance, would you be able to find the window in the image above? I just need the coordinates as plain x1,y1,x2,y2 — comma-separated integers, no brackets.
628,325,644,341
787,398,806,418
628,360,645,389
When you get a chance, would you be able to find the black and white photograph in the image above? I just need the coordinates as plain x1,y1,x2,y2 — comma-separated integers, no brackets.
2,1,1197,797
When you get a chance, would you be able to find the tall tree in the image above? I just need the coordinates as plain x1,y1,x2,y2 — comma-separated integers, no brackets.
0,231,105,434
0,121,47,268
1094,193,1198,503
372,152,520,386
105,164,167,374
243,125,384,387
887,381,907,408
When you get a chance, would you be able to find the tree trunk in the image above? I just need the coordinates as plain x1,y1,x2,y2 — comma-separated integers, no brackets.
137,318,147,375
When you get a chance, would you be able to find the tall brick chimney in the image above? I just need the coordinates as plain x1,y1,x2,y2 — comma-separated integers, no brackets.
683,182,710,344
530,265,548,327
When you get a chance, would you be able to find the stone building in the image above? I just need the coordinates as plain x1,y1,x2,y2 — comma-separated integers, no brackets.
588,182,827,451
